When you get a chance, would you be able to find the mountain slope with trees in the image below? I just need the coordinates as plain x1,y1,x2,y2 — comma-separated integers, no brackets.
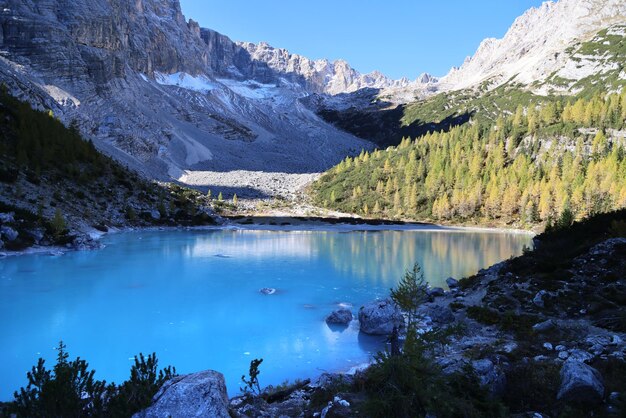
312,89,626,229
0,89,215,251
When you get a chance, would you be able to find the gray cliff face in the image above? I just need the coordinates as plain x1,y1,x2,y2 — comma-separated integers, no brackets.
1,0,208,87
0,0,376,182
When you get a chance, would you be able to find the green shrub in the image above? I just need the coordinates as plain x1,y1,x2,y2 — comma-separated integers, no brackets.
9,342,176,417
13,341,107,417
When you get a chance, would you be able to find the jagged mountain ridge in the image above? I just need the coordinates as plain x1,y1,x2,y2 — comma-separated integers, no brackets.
0,0,419,187
380,0,626,102
236,41,430,95
438,0,626,93
313,0,626,146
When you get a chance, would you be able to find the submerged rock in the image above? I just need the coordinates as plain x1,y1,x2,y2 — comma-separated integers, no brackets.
259,287,276,295
326,309,353,325
133,370,229,418
358,299,404,335
557,360,605,406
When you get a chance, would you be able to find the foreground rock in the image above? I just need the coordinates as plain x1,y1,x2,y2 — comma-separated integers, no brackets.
557,360,605,406
230,373,357,417
358,299,404,335
133,370,229,418
326,308,353,325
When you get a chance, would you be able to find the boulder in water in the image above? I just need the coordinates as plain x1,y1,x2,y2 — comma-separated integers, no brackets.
326,308,353,325
260,287,276,295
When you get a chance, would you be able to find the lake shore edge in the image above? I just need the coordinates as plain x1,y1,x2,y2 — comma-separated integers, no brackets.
0,215,535,258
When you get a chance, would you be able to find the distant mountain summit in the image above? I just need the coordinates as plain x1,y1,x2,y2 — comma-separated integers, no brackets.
438,0,626,93
236,41,414,95
377,0,626,102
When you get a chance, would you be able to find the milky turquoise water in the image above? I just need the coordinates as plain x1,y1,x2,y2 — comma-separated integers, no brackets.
0,227,532,400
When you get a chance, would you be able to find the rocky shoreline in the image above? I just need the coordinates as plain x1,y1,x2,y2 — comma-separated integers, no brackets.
128,222,626,417
0,213,533,258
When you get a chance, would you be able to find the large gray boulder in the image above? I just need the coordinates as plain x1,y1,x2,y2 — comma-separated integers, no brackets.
557,360,604,406
133,370,230,418
358,299,404,335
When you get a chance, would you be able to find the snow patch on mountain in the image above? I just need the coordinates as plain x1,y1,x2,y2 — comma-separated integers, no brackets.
155,72,217,92
217,78,285,101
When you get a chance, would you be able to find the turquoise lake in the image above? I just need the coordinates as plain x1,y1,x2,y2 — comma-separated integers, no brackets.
0,226,532,400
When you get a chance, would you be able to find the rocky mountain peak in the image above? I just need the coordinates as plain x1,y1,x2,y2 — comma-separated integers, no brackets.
439,0,626,91
235,40,410,95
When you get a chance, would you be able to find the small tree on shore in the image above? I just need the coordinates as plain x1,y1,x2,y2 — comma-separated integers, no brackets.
51,208,67,238
390,263,428,329
241,358,263,395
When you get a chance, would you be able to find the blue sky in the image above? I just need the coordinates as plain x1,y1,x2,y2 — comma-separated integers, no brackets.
179,0,545,79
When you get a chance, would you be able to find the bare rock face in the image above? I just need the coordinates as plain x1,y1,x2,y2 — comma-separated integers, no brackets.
358,299,404,335
0,0,207,87
0,0,375,183
133,370,230,418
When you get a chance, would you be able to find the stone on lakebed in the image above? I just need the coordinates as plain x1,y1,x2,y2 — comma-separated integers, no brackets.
259,287,276,295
